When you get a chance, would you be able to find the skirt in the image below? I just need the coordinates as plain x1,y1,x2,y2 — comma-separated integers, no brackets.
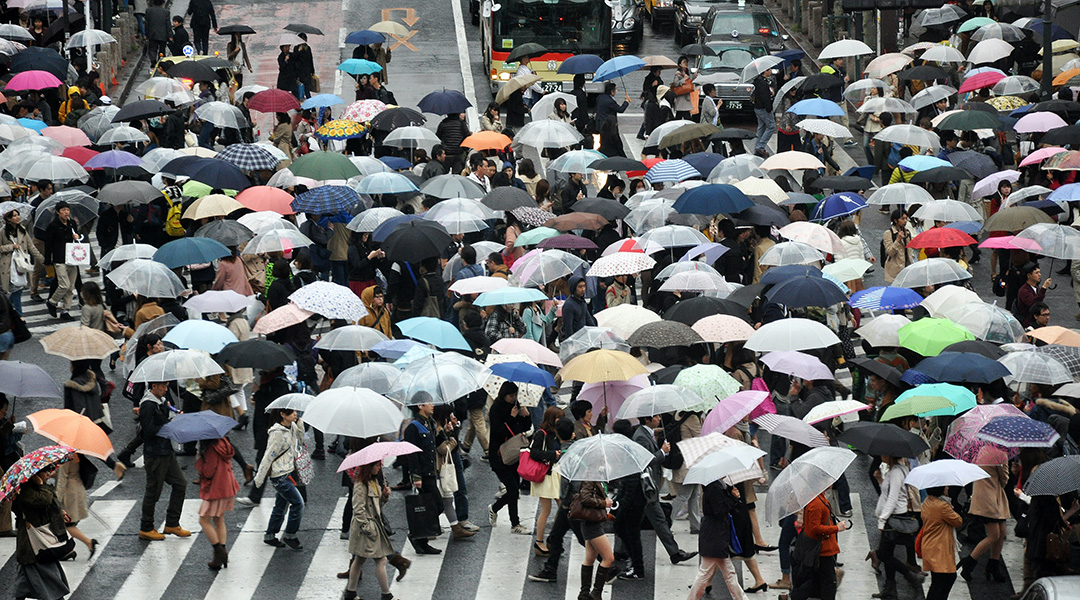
15,561,70,600
199,497,235,518
531,471,561,499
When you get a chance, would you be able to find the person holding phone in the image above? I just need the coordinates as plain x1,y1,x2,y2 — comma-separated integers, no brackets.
488,382,532,535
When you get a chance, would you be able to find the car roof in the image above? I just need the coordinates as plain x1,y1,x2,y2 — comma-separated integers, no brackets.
704,35,770,48
706,4,774,15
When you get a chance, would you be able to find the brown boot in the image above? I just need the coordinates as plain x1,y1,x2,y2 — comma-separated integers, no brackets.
388,552,411,581
452,523,477,539
590,565,611,600
208,544,226,570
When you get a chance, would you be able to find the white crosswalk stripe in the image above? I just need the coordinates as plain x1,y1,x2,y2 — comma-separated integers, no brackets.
114,498,204,600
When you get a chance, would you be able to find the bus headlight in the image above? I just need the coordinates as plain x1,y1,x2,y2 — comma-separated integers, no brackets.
499,72,511,81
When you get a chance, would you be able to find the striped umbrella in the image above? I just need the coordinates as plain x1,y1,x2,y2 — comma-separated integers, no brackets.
644,158,699,184
1023,456,1080,496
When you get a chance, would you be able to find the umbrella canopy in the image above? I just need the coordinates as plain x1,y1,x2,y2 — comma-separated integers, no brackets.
803,399,870,425
129,349,224,383
683,445,768,486
217,339,296,373
914,351,1011,384
0,445,76,503
338,441,421,473
381,220,453,264
745,318,841,352
837,422,929,458
587,252,656,277
1023,457,1080,496
945,302,1025,344
288,281,369,321
388,354,490,405
984,206,1054,232
898,318,975,357
491,338,562,367
907,227,977,249
396,316,470,351
977,415,1060,448
314,326,389,352
944,404,1025,463
594,304,662,339
153,237,230,269
701,391,770,436
999,351,1072,385
182,289,253,315
40,326,116,361
331,363,403,394
558,349,648,384
0,361,62,398
671,184,754,215
1028,326,1080,348
558,434,656,481
106,258,186,297
761,351,833,381
511,248,585,286
777,222,843,255
194,220,254,247
905,459,990,489
766,275,848,308
692,315,756,344
473,287,548,307
896,382,977,417
891,258,972,288
1013,223,1080,260
157,411,238,443
26,409,112,460
764,447,856,521
626,320,703,348
671,365,741,413
558,327,630,364
242,229,315,255
305,387,402,438
162,320,238,354
615,384,706,420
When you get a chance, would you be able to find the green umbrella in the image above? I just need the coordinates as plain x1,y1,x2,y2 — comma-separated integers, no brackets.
673,364,741,413
513,226,560,247
182,180,237,199
287,152,362,180
897,318,974,357
936,110,1000,131
895,382,977,417
880,396,955,421
957,17,995,34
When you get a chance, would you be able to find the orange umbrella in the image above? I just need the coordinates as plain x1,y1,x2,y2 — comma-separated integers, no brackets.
460,131,512,151
26,409,113,460
236,186,296,215
1028,326,1080,347
1053,68,1080,87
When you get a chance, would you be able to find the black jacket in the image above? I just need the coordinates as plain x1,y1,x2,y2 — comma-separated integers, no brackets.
488,398,530,469
139,392,174,457
595,94,628,129
559,293,595,341
168,25,190,56
43,216,79,265
185,0,217,30
699,481,742,558
145,5,170,41
421,158,449,181
403,416,437,480
436,117,470,157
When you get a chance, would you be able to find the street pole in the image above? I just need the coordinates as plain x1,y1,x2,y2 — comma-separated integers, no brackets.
85,0,94,75
1042,0,1053,100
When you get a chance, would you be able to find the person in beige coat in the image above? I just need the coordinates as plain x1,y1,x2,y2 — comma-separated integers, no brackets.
958,463,1010,582
344,459,396,600
882,210,912,284
54,456,97,558
920,488,962,600
0,208,44,313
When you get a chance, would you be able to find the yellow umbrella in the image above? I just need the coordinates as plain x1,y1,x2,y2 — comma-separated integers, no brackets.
40,326,117,360
182,194,245,220
368,20,409,37
316,119,365,140
558,349,648,385
27,409,114,460
495,74,542,104
985,96,1028,111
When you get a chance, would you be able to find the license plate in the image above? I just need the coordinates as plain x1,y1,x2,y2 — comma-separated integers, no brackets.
721,99,746,110
540,81,562,93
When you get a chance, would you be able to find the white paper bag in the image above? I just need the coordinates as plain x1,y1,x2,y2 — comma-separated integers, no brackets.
65,243,91,266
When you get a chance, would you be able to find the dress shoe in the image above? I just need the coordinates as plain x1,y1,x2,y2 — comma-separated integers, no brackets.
243,464,254,485
113,462,127,481
618,568,645,580
89,539,99,558
164,526,191,537
283,537,302,550
745,582,768,593
528,566,558,583
264,537,285,548
866,550,881,572
139,530,165,541
755,544,778,552
46,302,57,317
670,550,698,564
452,524,476,539
411,539,441,555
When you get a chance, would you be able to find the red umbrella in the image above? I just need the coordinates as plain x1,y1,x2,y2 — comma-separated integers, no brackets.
235,186,296,215
60,146,99,166
627,157,665,178
958,71,1005,94
906,227,977,249
248,89,302,113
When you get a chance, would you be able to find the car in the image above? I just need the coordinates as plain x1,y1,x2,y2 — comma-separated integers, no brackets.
693,37,769,114
612,0,644,49
699,3,788,53
673,0,732,47
643,0,676,27
1019,576,1080,600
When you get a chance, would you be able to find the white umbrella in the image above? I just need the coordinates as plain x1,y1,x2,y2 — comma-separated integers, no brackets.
920,286,982,317
347,207,403,233
136,77,191,101
547,149,605,175
778,222,844,255
388,353,491,405
874,124,940,152
867,182,936,206
655,260,722,279
141,148,184,172
891,257,973,288
912,199,983,223
194,102,246,130
594,304,662,339
67,28,116,47
331,363,403,394
843,78,892,101
106,258,186,297
264,393,317,413
823,258,872,282
657,270,736,294
289,281,369,321
512,120,583,149
638,224,709,248
971,22,1024,42
19,155,88,183
241,229,315,254
237,211,299,235
905,459,990,489
0,24,33,41
764,447,856,522
760,151,825,171
819,39,874,60
864,52,913,78
741,55,785,83
587,251,657,277
709,154,765,183
530,92,577,119
854,314,911,347
999,351,1072,386
745,318,841,352
758,241,824,266
683,445,767,486
98,243,157,269
98,125,151,145
557,433,657,481
643,119,695,150
182,289,254,314
967,38,1015,65
382,126,441,150
449,276,508,295
797,118,851,139
857,96,917,116
511,249,586,287
946,302,1025,344
733,177,788,204
616,385,705,420
422,198,497,234
911,84,958,110
303,387,403,437
129,349,224,383
920,44,966,64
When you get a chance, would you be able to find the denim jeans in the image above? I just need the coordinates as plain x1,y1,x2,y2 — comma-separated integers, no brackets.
331,261,348,286
754,108,775,153
778,514,796,574
8,290,21,316
451,450,469,522
266,475,304,538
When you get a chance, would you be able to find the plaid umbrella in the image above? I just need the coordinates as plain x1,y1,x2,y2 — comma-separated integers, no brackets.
290,185,360,214
249,89,301,113
40,326,117,360
316,119,366,140
999,350,1072,385
217,144,281,171
976,416,1059,448
342,99,387,122
0,445,76,502
1034,345,1080,379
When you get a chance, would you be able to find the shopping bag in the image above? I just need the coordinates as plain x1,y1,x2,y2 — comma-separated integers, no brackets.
65,243,91,266
405,491,443,539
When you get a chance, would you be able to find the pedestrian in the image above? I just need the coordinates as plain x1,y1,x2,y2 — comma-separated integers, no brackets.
13,463,73,599
670,55,696,121
484,302,524,343
42,200,81,319
569,479,616,599
211,249,254,296
227,33,253,86
292,36,316,99
185,0,217,55
751,73,775,157
402,397,447,554
595,82,629,131
560,276,596,341
344,458,397,600
488,381,532,535
145,0,170,60
688,480,750,600
919,486,962,600
276,46,298,97
421,145,449,181
882,209,911,284
195,436,240,570
433,405,479,538
1,206,43,316
785,487,850,600
870,455,923,598
368,41,391,83
1015,262,1050,327
480,102,504,133
253,408,305,550
436,113,470,174
137,380,192,541
271,112,295,166
168,15,189,57
957,462,1010,582
530,406,565,556
53,452,98,558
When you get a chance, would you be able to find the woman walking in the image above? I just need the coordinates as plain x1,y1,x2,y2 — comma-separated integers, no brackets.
13,463,73,599
870,455,922,598
253,408,305,550
488,382,532,535
688,480,749,600
344,458,396,600
920,486,963,600
570,480,615,600
1,206,43,315
530,406,564,556
195,436,240,570
53,454,98,558
957,462,1010,582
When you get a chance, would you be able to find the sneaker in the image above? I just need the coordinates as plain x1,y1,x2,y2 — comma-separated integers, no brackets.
479,455,488,462
618,568,645,581
510,524,532,535
495,484,506,498
528,567,558,583
488,504,497,526
283,537,303,550
459,520,480,532
60,312,73,321
235,497,258,507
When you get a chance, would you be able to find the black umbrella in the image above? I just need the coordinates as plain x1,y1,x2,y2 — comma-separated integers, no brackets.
679,43,717,56
195,220,254,247
710,129,755,141
284,24,324,35
725,282,766,308
9,46,68,80
369,107,426,132
913,352,1011,384
216,340,296,369
957,101,997,115
164,60,223,82
651,364,686,385
590,157,647,172
160,155,203,177
800,73,843,95
382,219,454,263
837,422,929,458
946,150,997,180
626,320,704,348
664,296,749,324
766,275,848,308
909,166,972,184
506,42,548,64
1040,124,1080,147
849,358,904,389
97,181,163,206
116,165,153,181
941,340,1005,360
111,99,171,123
898,65,948,81
804,175,872,192
481,187,535,211
1028,100,1080,123
41,12,85,46
731,204,789,227
573,198,630,221
1023,456,1080,496
179,158,252,191
218,25,256,35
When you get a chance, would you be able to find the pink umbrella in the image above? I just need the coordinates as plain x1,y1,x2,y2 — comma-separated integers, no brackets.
491,338,562,367
1019,147,1066,167
578,374,650,419
337,441,421,473
252,302,315,335
342,99,387,123
761,351,834,381
5,70,62,91
978,235,1041,251
944,404,1024,464
1014,112,1067,134
42,126,92,147
701,391,770,436
958,71,1005,94
692,314,756,344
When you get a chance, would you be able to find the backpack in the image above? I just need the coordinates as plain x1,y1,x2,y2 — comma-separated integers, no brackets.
420,277,441,318
64,108,89,127
163,196,185,237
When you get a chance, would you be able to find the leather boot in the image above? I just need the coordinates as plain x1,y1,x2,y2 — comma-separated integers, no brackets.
958,555,977,581
388,552,411,581
871,580,897,599
590,565,611,600
452,523,477,539
578,565,593,600
208,544,225,570
987,558,1009,583
865,550,881,572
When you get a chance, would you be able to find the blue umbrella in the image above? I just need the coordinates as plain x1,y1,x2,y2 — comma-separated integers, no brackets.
644,158,700,183
337,59,383,75
1025,21,1072,41
810,192,867,221
913,351,1012,384
681,152,725,177
345,30,384,45
944,221,982,235
760,265,823,285
371,339,429,360
1047,183,1080,202
1009,104,1035,117
593,55,646,83
180,158,251,191
898,155,952,171
397,317,471,351
417,89,473,115
766,275,848,308
557,54,604,75
489,362,557,388
157,411,238,443
162,319,239,353
977,416,1059,447
773,49,805,65
844,166,875,180
84,150,144,170
301,94,346,110
787,98,845,117
474,287,549,307
672,184,754,215
901,368,936,387
379,156,413,171
896,383,976,417
290,185,360,214
153,237,230,269
1025,199,1065,215
17,118,47,133
353,172,418,195
849,286,923,310
371,213,423,242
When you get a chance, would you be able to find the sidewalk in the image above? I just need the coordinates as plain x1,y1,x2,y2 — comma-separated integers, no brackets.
114,0,194,105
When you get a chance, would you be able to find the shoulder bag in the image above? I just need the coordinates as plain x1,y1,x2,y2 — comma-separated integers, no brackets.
25,516,75,563
1046,530,1070,563
103,309,123,336
569,489,607,522
293,435,314,486
498,424,530,466
437,449,458,497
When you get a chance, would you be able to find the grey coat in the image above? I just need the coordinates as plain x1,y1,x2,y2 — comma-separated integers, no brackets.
145,5,170,41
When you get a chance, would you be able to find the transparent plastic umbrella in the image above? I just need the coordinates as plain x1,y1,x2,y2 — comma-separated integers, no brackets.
422,198,496,234
684,445,767,486
128,349,224,383
891,258,973,288
910,84,958,109
331,363,403,394
241,229,315,255
348,207,404,233
857,96,917,116
162,320,238,353
18,155,88,183
263,393,317,413
657,270,736,294
594,304,662,339
557,433,657,481
913,199,983,223
558,327,630,363
548,149,605,175
511,249,586,287
237,211,299,235
512,120,583,149
121,314,179,376
388,353,491,405
764,446,856,522
106,258,185,297
1013,223,1080,260
98,243,157,269
945,302,1025,344
758,241,824,266
304,387,402,437
707,154,765,183
998,351,1072,385
655,261,722,279
194,102,246,129
624,200,676,233
314,325,389,352
638,224,709,249
98,125,150,145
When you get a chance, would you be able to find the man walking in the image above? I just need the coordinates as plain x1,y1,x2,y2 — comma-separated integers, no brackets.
168,15,190,57
138,381,191,541
145,0,170,60
43,200,80,319
185,0,217,55
629,415,697,570
752,72,775,158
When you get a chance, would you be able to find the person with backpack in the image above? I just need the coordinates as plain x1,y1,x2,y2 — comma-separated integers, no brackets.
57,87,88,126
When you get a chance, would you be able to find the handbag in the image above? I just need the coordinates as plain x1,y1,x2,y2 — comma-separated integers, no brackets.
517,450,549,483
102,309,123,336
887,514,921,535
25,520,75,563
294,443,314,486
569,491,607,522
9,259,26,289
437,451,458,497
672,80,694,95
914,526,924,558
1046,531,1070,563
498,424,530,466
729,514,743,556
78,455,99,489
791,530,822,574
405,491,444,538
12,248,32,274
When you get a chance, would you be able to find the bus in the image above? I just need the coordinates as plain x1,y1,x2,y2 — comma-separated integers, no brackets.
480,0,613,95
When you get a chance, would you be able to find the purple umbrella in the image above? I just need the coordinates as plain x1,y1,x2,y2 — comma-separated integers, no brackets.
701,391,770,436
84,150,145,170
761,351,834,381
976,415,1060,448
537,234,598,250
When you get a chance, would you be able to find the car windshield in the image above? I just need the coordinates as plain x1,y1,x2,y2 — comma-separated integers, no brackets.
494,0,609,52
699,46,766,72
707,12,776,38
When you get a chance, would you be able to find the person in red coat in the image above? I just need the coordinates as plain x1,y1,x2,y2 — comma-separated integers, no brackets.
1015,262,1050,327
196,437,241,570
787,491,850,600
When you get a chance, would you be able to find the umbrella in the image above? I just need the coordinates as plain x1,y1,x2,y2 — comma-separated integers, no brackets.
557,53,604,74
558,349,648,384
967,38,1015,65
511,248,585,286
797,118,852,139
473,287,547,307
745,318,840,352
853,315,912,348
1029,326,1080,348
0,445,76,503
644,159,700,184
810,192,868,222
571,199,629,221
578,375,649,418
558,434,656,481
129,349,224,383
753,413,830,448
157,412,238,443
389,354,490,405
701,391,770,436
819,39,873,59
977,416,1059,448
288,152,361,180
787,98,845,118
40,326,117,361
304,387,402,437
248,89,301,113
671,184,754,215
594,304,661,339
96,180,163,206
104,258,185,297
488,362,556,389
216,339,296,370
914,351,1011,384
287,281,368,322
423,198,496,234
692,315,755,343
999,351,1072,385
182,290,253,315
0,361,62,398
1013,223,1080,260
251,303,316,335
626,321,703,348
382,220,453,263
316,120,364,141
764,447,856,522
4,69,62,91
1022,457,1080,496
348,207,404,233
907,228,977,250
945,404,1025,463
153,237,230,269
838,422,928,458
26,409,112,460
331,363,402,394
290,185,360,215
668,364,741,413
338,441,421,473
314,326,389,352
162,320,238,354
822,258,872,283
481,187,534,212
896,382,976,417
683,446,767,486
946,303,1024,345
880,395,957,421
42,126,91,148
559,327,630,364
193,220,254,247
777,222,843,255
761,351,833,381
397,316,470,351
891,258,972,288
638,224,709,249
905,459,990,489
448,276,508,296
766,275,847,308
242,229,315,255
586,252,656,278
913,200,983,224
658,270,736,294
802,399,870,425
548,149,605,175
866,183,936,207
460,130,513,152
984,206,1053,232
898,318,975,357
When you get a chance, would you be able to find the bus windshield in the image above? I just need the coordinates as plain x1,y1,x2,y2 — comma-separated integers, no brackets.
493,0,610,53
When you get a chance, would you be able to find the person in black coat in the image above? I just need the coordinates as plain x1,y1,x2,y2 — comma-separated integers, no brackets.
145,0,170,60
291,37,316,99
185,0,216,54
595,82,629,131
412,257,445,318
168,15,190,57
402,398,442,554
276,46,298,96
488,382,531,532
559,276,595,341
688,481,748,599
570,74,592,149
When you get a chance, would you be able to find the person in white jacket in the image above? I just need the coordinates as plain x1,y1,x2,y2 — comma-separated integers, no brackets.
254,409,306,550
870,455,923,599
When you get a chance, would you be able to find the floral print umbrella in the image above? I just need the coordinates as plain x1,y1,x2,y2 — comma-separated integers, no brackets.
0,445,76,502
944,404,1025,464
316,119,366,140
342,100,387,123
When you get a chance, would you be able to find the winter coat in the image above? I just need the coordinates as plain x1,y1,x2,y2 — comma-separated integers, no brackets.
139,389,175,457
969,464,1010,520
64,371,105,427
196,438,240,500
185,0,217,30
43,216,79,266
839,235,863,262
802,493,840,556
358,286,392,337
13,480,66,566
271,122,295,164
488,399,531,470
212,257,253,296
0,223,43,294
349,479,394,557
919,494,962,573
403,417,437,480
882,226,911,284
145,5,170,41
54,458,88,522
699,480,741,558
253,420,304,487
